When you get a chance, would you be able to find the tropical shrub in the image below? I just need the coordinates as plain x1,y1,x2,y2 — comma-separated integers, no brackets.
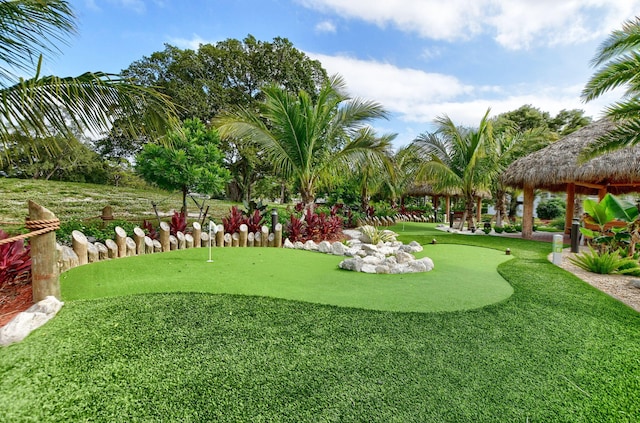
569,247,640,275
493,226,504,234
0,230,31,289
142,220,159,240
536,198,565,220
359,225,397,244
170,211,187,236
222,206,245,234
284,209,343,242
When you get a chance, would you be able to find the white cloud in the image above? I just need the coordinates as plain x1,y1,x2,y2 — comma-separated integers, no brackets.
315,20,337,33
167,34,214,50
295,0,640,49
307,52,621,147
114,0,146,13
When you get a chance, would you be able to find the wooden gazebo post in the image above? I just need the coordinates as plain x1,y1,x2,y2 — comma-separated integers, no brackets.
522,184,535,239
564,183,575,235
28,201,60,301
445,196,451,223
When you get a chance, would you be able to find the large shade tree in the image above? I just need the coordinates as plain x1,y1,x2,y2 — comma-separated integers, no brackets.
411,110,497,230
215,75,391,210
582,16,640,157
0,0,177,159
122,36,328,201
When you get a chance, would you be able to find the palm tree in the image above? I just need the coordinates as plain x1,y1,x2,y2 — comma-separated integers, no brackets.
411,109,496,230
0,0,177,157
582,16,640,158
215,75,391,210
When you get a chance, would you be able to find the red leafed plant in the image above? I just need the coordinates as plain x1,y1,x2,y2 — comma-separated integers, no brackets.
286,214,305,242
245,209,264,233
285,209,343,243
142,219,159,240
170,211,187,236
222,206,245,234
0,230,31,289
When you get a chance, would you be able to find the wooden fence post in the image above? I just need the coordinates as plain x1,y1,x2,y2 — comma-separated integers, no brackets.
215,225,224,247
71,230,88,265
28,201,60,302
192,222,201,248
115,226,127,257
105,239,118,258
239,224,248,247
133,227,146,255
261,226,269,247
274,223,282,248
159,221,170,252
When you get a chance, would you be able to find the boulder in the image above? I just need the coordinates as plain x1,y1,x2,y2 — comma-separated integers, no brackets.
317,241,332,253
0,296,64,346
395,251,415,264
283,238,295,249
303,240,318,251
331,242,347,256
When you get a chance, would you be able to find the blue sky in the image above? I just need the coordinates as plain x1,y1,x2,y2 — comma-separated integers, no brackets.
44,0,640,147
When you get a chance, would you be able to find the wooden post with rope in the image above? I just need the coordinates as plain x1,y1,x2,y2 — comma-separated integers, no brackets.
28,201,61,302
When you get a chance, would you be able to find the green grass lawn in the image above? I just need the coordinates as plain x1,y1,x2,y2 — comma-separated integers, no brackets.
60,243,513,313
1,223,639,422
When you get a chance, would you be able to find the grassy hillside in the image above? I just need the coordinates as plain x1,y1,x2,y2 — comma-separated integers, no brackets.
0,178,237,225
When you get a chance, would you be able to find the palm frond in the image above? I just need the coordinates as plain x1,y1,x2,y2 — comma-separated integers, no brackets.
582,52,640,100
0,0,76,85
590,17,640,67
579,118,640,160
0,69,179,146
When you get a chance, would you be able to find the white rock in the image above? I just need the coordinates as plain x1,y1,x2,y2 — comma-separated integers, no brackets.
409,241,424,251
362,255,382,265
395,251,415,264
303,240,318,251
317,241,332,253
417,257,435,271
0,296,64,347
283,238,295,249
361,263,378,274
339,257,363,272
331,241,347,256
408,260,428,272
362,244,379,254
344,247,361,257
342,229,362,240
346,239,362,247
375,265,391,274
294,241,305,250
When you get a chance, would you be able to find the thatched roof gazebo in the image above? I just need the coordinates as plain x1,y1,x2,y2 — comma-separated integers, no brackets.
501,118,640,238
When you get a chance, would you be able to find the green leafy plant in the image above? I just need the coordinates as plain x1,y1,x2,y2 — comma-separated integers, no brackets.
580,194,639,254
569,247,640,275
0,230,31,289
493,226,504,234
536,198,566,220
358,225,397,244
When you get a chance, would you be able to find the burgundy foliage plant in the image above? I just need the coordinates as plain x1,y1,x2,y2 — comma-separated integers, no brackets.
0,230,31,289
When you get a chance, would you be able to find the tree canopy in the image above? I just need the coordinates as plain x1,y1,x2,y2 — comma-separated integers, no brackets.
136,118,230,215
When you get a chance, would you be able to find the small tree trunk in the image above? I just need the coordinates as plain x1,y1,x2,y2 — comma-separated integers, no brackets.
71,230,88,266
115,226,127,258
133,227,145,255
192,222,202,248
159,222,170,252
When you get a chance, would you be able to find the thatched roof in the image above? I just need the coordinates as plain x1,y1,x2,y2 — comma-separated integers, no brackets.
501,118,640,194
406,183,459,197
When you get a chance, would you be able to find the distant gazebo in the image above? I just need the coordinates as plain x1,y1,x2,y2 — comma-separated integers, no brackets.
501,118,640,239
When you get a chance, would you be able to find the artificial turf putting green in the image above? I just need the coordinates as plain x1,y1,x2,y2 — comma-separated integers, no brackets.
61,243,513,312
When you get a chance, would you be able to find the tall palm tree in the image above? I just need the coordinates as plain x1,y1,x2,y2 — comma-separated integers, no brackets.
0,0,177,157
411,109,496,230
582,16,640,158
215,75,390,209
